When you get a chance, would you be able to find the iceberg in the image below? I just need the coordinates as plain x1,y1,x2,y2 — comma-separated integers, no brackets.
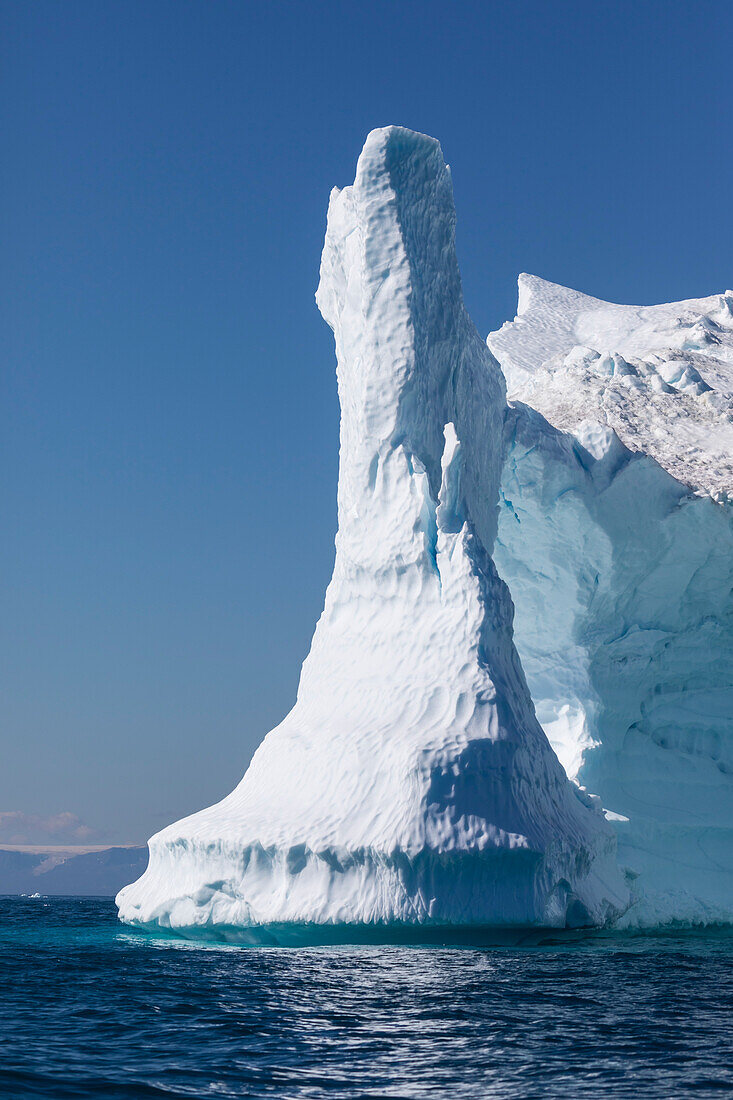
490,276,733,925
117,128,629,938
118,128,732,937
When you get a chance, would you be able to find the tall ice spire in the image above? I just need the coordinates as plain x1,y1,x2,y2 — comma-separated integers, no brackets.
117,127,628,937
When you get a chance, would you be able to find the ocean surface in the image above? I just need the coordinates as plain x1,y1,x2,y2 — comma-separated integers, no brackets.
1,897,731,1099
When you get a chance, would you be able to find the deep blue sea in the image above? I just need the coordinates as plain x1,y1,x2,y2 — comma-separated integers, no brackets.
1,897,731,1099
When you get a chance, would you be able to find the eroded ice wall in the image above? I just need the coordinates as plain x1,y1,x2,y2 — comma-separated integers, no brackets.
490,278,733,925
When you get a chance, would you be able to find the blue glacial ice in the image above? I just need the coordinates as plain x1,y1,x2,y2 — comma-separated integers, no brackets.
490,276,733,926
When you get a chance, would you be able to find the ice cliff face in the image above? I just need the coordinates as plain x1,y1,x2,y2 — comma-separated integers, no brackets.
117,128,628,937
490,277,733,925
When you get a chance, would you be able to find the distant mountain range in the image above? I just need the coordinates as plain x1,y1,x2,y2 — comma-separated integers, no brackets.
0,845,148,896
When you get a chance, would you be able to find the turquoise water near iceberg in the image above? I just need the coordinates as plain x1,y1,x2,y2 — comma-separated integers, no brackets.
1,897,731,1099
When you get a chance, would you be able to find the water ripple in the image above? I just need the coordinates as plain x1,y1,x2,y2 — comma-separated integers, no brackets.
1,898,731,1099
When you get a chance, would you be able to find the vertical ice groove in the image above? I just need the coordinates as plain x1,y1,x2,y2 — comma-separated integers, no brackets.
117,127,629,936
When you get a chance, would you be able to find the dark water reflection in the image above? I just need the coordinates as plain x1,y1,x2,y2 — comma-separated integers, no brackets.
1,897,731,1098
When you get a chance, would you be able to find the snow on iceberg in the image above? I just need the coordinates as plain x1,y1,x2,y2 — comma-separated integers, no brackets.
491,274,733,499
117,128,629,937
490,276,733,926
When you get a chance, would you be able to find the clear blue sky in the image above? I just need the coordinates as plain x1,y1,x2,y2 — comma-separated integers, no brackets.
2,0,731,845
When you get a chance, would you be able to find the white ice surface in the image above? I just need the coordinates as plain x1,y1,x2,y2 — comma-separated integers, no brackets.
489,274,733,499
117,128,628,935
